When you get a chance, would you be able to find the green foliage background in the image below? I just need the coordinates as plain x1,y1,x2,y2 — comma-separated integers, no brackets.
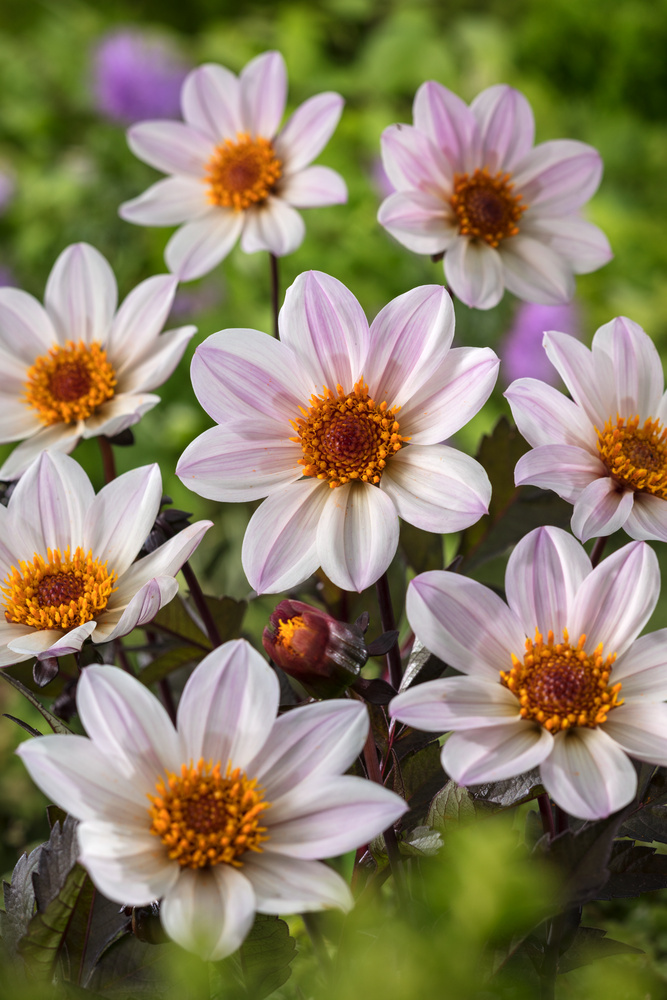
1,0,667,994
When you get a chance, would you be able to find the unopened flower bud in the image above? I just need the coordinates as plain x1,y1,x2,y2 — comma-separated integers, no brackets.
262,600,367,698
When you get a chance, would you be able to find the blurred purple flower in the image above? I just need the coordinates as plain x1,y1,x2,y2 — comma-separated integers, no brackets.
92,30,189,124
499,301,580,387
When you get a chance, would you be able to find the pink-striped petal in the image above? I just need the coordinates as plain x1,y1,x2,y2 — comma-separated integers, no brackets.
165,210,244,281
110,521,211,607
9,450,94,555
80,391,159,439
317,481,399,592
240,51,287,138
279,165,347,207
539,727,636,820
570,477,634,541
542,331,613,428
276,92,344,173
243,854,353,914
126,120,212,178
377,189,458,255
500,235,575,305
513,140,603,214
109,274,178,369
44,243,117,346
444,237,504,309
514,444,604,502
94,576,179,642
522,215,612,274
181,63,243,142
390,676,521,731
77,821,178,906
504,377,596,451
8,622,96,659
119,325,196,392
0,287,57,364
84,464,162,576
380,123,453,195
0,423,82,481
239,197,305,256
591,316,663,419
624,493,667,543
442,723,553,784
119,176,209,226
612,629,667,700
603,704,667,764
470,85,535,173
413,81,479,172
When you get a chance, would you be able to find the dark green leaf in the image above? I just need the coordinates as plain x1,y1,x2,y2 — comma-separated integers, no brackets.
138,644,203,686
398,638,447,692
557,926,642,974
470,769,542,808
544,808,631,906
237,914,297,1000
393,741,442,802
86,934,172,998
0,669,72,735
66,883,129,986
426,780,495,833
399,520,444,574
33,815,79,912
150,596,211,649
1,843,43,956
597,841,667,899
18,863,88,974
619,769,667,843
202,596,247,644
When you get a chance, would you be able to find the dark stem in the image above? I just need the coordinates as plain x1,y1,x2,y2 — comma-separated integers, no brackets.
362,725,407,901
159,678,177,725
537,792,555,840
98,435,117,484
302,913,332,975
375,573,402,690
181,560,222,648
589,535,608,568
115,640,135,675
555,804,569,836
269,253,280,338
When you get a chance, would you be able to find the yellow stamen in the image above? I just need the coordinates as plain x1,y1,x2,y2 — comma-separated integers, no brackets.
205,133,282,211
25,340,116,426
147,759,270,868
2,546,117,630
291,378,406,489
596,414,667,499
276,615,308,646
451,167,526,247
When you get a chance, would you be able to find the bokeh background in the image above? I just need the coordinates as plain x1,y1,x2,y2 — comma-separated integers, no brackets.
1,0,667,992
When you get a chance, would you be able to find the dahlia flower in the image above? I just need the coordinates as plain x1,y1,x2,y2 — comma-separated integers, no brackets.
505,316,667,542
0,242,194,481
0,451,211,664
378,82,611,310
390,526,667,820
18,640,407,959
176,272,498,593
92,29,188,124
120,51,347,282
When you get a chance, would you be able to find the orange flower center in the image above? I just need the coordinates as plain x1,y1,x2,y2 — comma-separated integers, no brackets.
276,615,307,648
500,628,622,732
2,546,117,631
291,379,406,488
25,340,116,426
451,168,526,247
205,132,282,211
596,415,667,500
147,759,270,869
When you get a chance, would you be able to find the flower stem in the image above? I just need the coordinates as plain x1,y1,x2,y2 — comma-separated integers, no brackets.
115,640,135,675
589,535,607,567
181,560,223,648
98,435,117,484
159,678,177,725
362,724,407,901
269,253,280,338
375,572,402,690
537,792,555,840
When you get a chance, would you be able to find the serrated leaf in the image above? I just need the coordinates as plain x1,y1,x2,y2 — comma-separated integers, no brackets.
544,809,630,906
399,825,443,857
18,863,88,974
138,644,203,686
597,841,667,899
427,780,494,832
86,934,172,998
33,815,79,912
150,596,211,648
399,638,447,692
203,596,247,645
557,926,642,974
66,883,130,986
399,520,444,574
0,670,72,735
237,914,297,1000
1,844,43,956
469,769,542,808
619,769,667,843
393,741,442,802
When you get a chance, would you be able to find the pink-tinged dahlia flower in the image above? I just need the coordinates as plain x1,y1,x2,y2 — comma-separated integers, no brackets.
505,317,667,542
0,243,195,481
18,640,407,960
378,83,611,310
0,451,211,665
390,526,667,820
120,51,347,282
176,272,498,594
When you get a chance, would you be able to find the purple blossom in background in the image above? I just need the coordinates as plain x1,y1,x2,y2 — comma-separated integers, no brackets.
92,30,189,124
499,301,580,387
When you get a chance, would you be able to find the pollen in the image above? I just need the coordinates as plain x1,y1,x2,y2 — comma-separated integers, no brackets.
450,167,526,247
596,414,667,500
2,546,117,631
25,340,116,426
147,759,270,869
500,628,622,732
277,615,307,647
291,379,406,489
205,133,282,211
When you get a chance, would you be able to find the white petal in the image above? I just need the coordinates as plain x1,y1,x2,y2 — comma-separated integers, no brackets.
318,481,399,592
126,120,212,177
267,776,407,859
522,215,612,274
250,700,369,802
240,51,287,138
79,391,160,439
407,571,525,680
0,287,58,364
0,424,81,480
85,464,162,576
244,853,352,914
44,243,117,346
570,477,634,542
612,628,667,700
441,723,553,784
181,63,243,142
77,665,180,790
77,821,178,906
109,274,178,369
603,703,667,765
275,92,344,173
504,377,596,451
94,576,179,642
568,539,659,657
240,198,305,256
540,727,636,820
444,238,504,310
513,140,603,214
413,81,478,171
514,445,605,503
470,84,535,173
110,521,211,608
8,622,96,658
381,445,490,533
0,346,32,395
505,525,591,639
242,480,329,594
177,422,301,502
119,176,209,227
119,325,196,392
389,676,521,731
16,734,149,824
165,211,244,282
380,123,453,195
500,236,575,306
377,190,457,255
279,165,347,207
160,866,256,961
399,346,499,443
624,493,667,543
278,270,369,393
9,450,95,555
177,639,279,770
542,330,613,428
364,285,455,409
591,316,663,419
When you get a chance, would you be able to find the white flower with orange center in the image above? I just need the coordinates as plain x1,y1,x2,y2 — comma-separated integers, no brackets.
119,51,347,282
389,526,667,820
0,451,211,664
0,242,195,480
176,271,498,594
17,640,407,960
378,82,611,310
505,316,667,542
